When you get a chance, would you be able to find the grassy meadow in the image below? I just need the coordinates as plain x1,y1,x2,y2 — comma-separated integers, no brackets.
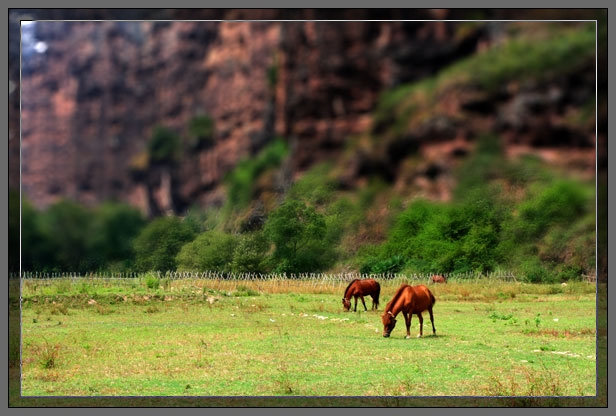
17,277,598,401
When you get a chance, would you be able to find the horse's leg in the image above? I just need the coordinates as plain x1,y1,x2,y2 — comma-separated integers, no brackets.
417,312,424,337
428,307,436,335
353,296,358,312
404,312,412,339
360,296,367,311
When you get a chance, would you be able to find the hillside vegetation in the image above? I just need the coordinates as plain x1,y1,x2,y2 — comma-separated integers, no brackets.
13,22,596,283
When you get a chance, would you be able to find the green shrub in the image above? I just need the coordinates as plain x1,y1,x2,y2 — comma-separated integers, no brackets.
8,189,20,273
38,199,94,272
19,196,55,272
231,232,270,273
187,115,215,150
148,126,181,164
361,254,406,275
145,274,160,289
441,22,595,91
176,230,238,273
133,216,197,272
225,138,288,209
378,199,500,274
518,258,554,284
517,180,588,239
263,199,335,273
89,202,146,269
287,162,337,206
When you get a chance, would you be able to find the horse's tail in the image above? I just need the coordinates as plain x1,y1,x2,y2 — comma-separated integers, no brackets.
373,282,381,309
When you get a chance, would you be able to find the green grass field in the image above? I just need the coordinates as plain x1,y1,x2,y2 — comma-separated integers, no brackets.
19,279,597,399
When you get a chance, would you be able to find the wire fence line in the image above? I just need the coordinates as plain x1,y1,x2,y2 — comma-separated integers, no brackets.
14,269,520,290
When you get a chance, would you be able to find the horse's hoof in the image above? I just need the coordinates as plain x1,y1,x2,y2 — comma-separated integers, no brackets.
405,335,411,339
417,334,422,338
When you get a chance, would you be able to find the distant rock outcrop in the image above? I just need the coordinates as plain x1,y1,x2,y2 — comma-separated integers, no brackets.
13,10,599,217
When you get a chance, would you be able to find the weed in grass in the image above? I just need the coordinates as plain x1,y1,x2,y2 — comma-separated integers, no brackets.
54,280,72,294
482,362,565,397
48,302,68,315
37,370,62,383
145,275,160,289
539,344,556,352
235,285,260,297
95,304,113,315
458,288,471,300
275,364,297,395
535,328,595,338
145,305,160,314
195,339,213,368
30,340,62,370
489,311,518,325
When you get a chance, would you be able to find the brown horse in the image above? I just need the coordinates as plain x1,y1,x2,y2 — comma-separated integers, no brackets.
342,279,380,312
381,284,436,338
431,274,447,284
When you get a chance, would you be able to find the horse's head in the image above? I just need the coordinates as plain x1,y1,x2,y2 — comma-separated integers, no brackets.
342,298,351,312
381,311,397,337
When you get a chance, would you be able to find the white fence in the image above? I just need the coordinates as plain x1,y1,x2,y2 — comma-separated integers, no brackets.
15,270,520,289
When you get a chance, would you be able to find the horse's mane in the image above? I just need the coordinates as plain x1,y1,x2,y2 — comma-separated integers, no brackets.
385,283,411,312
343,279,360,298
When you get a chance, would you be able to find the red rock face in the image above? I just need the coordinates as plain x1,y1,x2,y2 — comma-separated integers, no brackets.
16,13,599,216
19,18,480,213
20,20,276,214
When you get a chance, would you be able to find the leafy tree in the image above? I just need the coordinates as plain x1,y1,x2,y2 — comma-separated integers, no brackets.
224,138,288,209
187,115,215,150
287,162,337,206
175,230,238,272
38,199,93,271
264,199,333,273
13,193,54,272
89,202,146,271
147,126,182,164
133,216,197,272
8,190,20,273
231,231,270,273
516,180,588,240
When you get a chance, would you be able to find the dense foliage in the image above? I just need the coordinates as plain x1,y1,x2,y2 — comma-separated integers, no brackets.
132,216,197,272
15,197,146,273
14,23,597,282
147,126,182,165
224,138,288,209
358,139,594,281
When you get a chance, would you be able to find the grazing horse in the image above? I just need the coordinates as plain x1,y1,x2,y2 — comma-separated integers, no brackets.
381,284,436,338
342,279,380,312
431,274,447,284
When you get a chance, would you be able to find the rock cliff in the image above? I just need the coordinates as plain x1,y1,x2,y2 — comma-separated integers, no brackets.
11,9,602,217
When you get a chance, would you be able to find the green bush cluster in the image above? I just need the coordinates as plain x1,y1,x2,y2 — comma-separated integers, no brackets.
358,137,595,282
147,126,182,164
14,23,597,282
187,115,215,150
15,196,147,273
224,138,288,209
132,216,198,272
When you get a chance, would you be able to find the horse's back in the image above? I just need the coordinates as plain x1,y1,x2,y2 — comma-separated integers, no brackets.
431,274,446,284
367,279,380,291
359,278,380,292
410,285,436,310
